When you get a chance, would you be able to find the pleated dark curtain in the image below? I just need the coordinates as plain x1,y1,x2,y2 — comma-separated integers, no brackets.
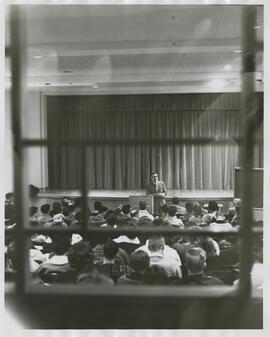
47,93,263,190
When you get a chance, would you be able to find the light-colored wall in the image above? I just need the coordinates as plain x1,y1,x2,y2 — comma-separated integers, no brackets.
5,89,47,193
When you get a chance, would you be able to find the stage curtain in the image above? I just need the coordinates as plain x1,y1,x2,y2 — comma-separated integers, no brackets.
47,93,263,190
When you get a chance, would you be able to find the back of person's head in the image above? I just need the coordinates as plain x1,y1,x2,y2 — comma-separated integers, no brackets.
160,205,168,216
199,236,217,257
52,202,62,212
200,214,213,226
208,200,219,213
67,240,93,272
172,197,179,205
185,202,193,213
153,217,163,227
192,202,202,217
94,201,102,211
74,197,83,208
103,240,119,260
148,235,165,252
62,196,70,205
51,232,72,255
122,204,131,215
233,198,241,208
185,247,207,274
130,251,150,272
106,212,117,226
143,265,168,285
74,211,84,222
168,205,177,217
40,204,50,214
139,201,147,210
5,192,14,200
185,226,202,244
29,206,38,217
137,216,153,227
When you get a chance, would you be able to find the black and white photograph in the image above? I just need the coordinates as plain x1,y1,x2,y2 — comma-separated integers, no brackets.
2,0,268,333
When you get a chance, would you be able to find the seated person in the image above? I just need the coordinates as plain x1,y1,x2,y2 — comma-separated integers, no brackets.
61,196,73,214
136,235,182,278
138,201,154,220
92,237,129,265
226,198,241,223
180,247,224,285
172,225,202,266
201,201,219,225
89,201,107,227
143,265,169,285
116,204,131,226
117,251,150,285
5,192,16,226
67,240,114,285
171,197,186,216
164,205,184,228
101,211,118,228
29,206,38,222
181,202,194,225
33,232,72,284
189,202,202,226
44,213,68,228
96,240,130,283
38,204,52,226
50,202,62,217
208,214,233,231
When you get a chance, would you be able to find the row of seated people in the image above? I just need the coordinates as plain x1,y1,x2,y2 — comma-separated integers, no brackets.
17,196,241,229
5,192,241,230
5,193,262,289
5,221,262,288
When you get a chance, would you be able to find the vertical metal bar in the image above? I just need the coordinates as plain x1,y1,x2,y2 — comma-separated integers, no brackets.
239,6,257,298
81,144,88,232
10,5,27,293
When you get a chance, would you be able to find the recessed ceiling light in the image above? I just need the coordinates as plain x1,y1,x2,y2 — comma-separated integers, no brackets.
253,26,261,29
233,50,243,53
92,83,99,89
33,55,42,59
44,83,51,86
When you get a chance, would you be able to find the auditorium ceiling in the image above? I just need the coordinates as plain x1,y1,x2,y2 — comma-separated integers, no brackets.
5,3,263,94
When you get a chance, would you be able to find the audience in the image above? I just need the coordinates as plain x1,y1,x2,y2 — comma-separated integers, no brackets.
5,192,254,290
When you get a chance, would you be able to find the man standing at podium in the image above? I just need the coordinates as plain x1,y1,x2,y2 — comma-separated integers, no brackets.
145,172,167,215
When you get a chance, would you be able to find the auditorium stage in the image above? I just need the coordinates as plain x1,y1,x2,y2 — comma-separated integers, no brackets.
36,189,234,211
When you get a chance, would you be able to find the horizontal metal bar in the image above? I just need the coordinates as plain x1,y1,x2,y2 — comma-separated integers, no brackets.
25,283,237,299
21,138,251,147
19,226,263,236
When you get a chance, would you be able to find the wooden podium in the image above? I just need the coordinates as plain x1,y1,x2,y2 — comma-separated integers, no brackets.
129,195,154,214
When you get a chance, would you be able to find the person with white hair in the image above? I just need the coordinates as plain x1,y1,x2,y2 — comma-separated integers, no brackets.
136,235,182,278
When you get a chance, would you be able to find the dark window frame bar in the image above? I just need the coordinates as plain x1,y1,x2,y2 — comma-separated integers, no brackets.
9,5,261,298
